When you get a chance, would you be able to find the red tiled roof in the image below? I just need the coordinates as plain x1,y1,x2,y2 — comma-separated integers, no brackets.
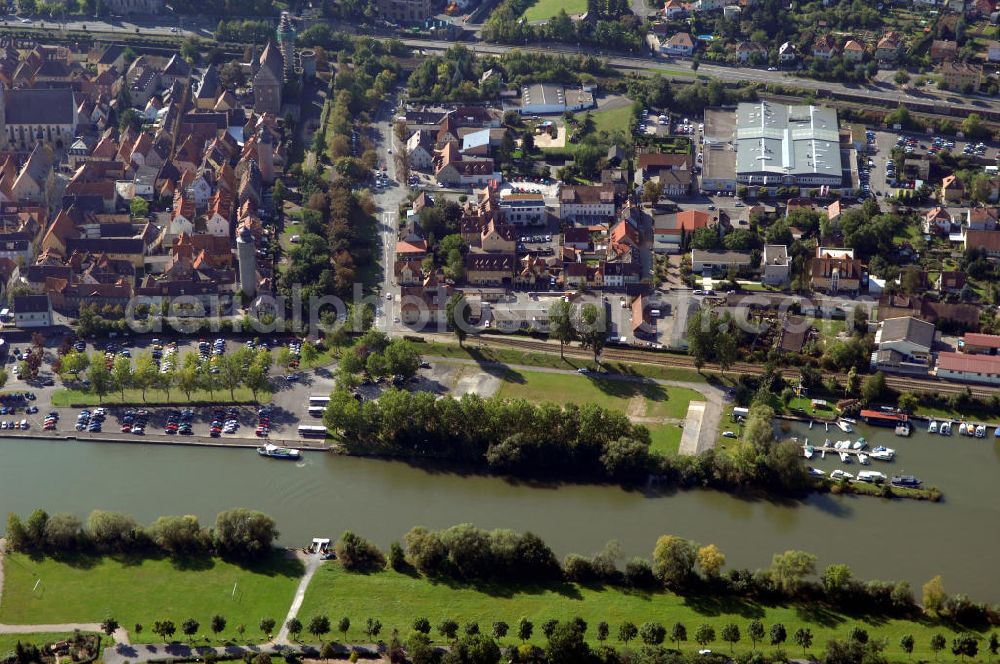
938,351,1000,374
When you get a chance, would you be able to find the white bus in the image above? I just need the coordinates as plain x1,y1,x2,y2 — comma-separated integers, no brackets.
309,395,331,407
297,425,327,438
307,406,326,417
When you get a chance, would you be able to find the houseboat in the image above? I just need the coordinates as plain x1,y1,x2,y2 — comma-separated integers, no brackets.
859,409,909,429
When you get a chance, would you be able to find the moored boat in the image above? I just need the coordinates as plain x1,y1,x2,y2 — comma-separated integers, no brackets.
830,469,854,481
891,475,922,488
852,438,867,450
257,443,302,460
869,445,895,461
858,453,870,465
857,470,887,483
928,420,938,434
959,422,968,436
895,421,911,437
803,444,814,459
837,419,854,433
807,467,826,477
976,425,987,438
839,451,852,463
995,425,1000,438
940,421,952,436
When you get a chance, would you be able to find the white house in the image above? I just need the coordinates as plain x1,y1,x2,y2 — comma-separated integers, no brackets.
662,33,695,57
937,351,1000,385
874,316,934,361
762,244,791,286
13,294,52,328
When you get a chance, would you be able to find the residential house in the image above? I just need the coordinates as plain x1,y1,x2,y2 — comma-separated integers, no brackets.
603,262,642,289
966,207,998,230
930,39,958,62
563,227,592,251
936,270,967,294
434,143,499,187
810,250,863,294
924,206,952,233
406,129,436,171
652,208,714,253
464,253,514,286
663,0,688,17
480,218,517,253
963,229,1000,256
778,41,798,63
691,249,753,274
941,175,965,203
601,168,629,195
662,33,695,57
498,192,545,225
872,315,935,372
762,244,790,286
735,41,766,63
939,60,982,92
876,32,903,62
812,34,839,59
842,39,866,62
13,294,52,328
559,185,616,222
11,144,54,206
635,152,693,187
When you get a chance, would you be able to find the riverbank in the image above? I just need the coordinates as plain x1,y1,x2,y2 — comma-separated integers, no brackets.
0,431,330,451
297,563,978,661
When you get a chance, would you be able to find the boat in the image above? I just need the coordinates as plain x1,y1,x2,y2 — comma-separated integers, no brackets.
895,421,911,437
995,425,1000,438
857,470,887,483
803,444,814,459
891,475,922,488
825,421,830,432
830,469,854,481
837,419,854,433
959,422,968,436
858,453,870,465
928,420,938,434
809,420,814,430
256,443,302,460
975,425,986,438
807,467,826,477
852,438,867,450
869,445,895,461
839,451,852,463
940,421,952,436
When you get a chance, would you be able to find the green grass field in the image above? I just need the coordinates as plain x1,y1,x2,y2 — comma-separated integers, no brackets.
0,553,302,644
647,423,683,455
0,633,102,655
51,386,269,407
575,105,636,136
298,565,974,660
496,370,701,420
522,0,586,21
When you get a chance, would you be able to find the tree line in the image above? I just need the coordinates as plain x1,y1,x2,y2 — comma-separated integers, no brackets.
318,526,1000,663
58,346,274,403
5,508,278,562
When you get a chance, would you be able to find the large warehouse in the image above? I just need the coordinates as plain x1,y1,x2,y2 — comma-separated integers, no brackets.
734,101,843,187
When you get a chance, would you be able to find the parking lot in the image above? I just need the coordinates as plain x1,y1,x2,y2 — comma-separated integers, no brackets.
868,129,1000,196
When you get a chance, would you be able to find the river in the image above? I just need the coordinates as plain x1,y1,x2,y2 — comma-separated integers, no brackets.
2,419,999,599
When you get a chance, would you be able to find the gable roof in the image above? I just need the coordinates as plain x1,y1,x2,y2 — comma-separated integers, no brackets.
5,88,75,125
878,315,935,350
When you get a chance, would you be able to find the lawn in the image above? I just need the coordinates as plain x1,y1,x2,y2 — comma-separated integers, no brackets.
297,564,973,660
647,423,683,455
574,105,636,137
521,0,586,21
51,386,269,407
0,553,303,644
496,370,700,420
0,633,102,655
413,340,720,386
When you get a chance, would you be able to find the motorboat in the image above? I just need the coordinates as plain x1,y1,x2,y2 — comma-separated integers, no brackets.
839,451,852,463
976,425,987,438
928,420,938,434
825,421,830,432
995,425,1000,438
959,422,968,436
837,419,854,433
257,443,302,460
895,422,911,437
869,446,895,461
858,453,870,465
803,444,814,459
809,420,814,430
852,438,867,450
830,469,854,481
940,421,952,436
891,475,922,488
807,467,826,477
857,470,887,483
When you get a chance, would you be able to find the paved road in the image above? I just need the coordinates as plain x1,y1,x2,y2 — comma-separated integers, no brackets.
275,553,324,644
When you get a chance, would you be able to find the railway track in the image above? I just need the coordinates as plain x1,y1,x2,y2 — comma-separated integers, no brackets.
462,334,1000,398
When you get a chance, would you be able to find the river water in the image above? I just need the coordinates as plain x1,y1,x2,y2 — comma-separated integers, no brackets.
2,419,999,599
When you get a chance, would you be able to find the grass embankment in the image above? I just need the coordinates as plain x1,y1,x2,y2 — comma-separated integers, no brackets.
0,553,302,644
413,339,724,386
0,633,102,654
51,387,268,407
495,369,699,456
298,565,970,660
522,0,586,21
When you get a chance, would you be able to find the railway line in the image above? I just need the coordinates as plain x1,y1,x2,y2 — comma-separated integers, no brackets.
453,333,1000,399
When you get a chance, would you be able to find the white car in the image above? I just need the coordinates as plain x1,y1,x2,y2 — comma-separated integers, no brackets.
19,17,30,23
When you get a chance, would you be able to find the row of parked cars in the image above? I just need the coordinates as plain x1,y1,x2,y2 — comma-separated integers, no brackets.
256,405,273,437
165,409,195,435
77,408,104,432
120,409,149,435
210,408,241,437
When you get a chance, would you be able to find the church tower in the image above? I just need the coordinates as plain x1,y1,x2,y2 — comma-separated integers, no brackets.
276,12,296,83
237,224,257,299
